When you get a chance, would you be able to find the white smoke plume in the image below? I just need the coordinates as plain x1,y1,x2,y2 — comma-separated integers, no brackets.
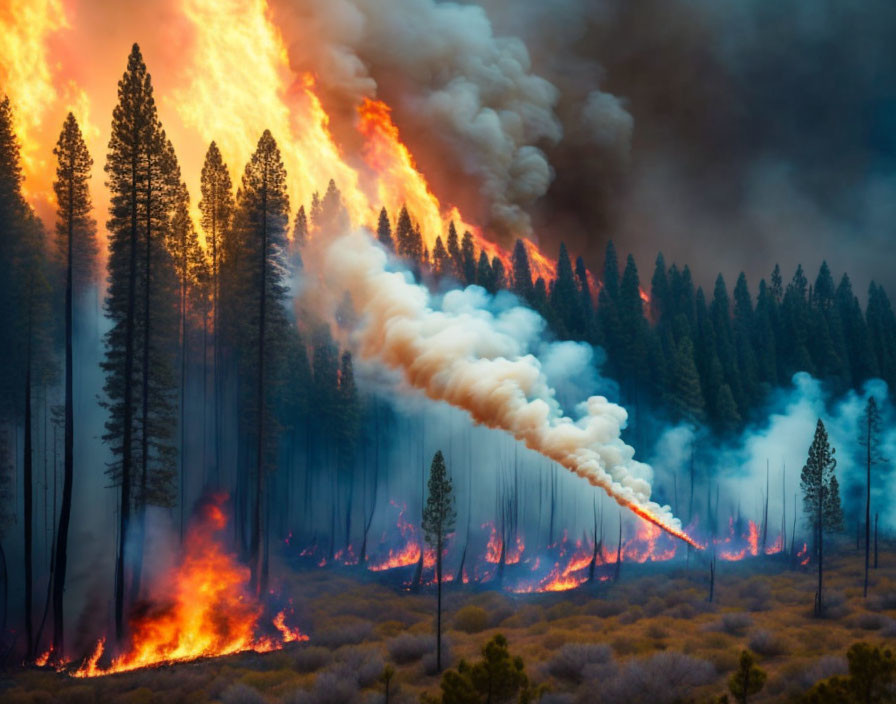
302,228,698,546
272,0,630,237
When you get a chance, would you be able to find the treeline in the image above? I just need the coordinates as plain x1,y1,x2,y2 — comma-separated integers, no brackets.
0,45,369,658
381,211,896,435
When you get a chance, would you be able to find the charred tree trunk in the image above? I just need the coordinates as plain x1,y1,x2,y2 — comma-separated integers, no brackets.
874,513,879,569
761,461,769,552
24,343,34,659
614,513,622,582
53,194,75,655
435,531,443,672
815,494,824,617
251,168,269,596
864,416,872,597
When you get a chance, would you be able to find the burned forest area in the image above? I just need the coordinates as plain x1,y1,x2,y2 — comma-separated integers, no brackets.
2,1,896,703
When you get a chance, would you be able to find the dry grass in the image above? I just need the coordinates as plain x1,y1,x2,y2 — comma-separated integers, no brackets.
5,540,894,703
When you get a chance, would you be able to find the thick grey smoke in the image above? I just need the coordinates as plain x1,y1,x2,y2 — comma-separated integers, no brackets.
271,0,631,241
300,227,696,544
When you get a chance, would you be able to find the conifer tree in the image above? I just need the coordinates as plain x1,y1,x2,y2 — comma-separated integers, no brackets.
574,256,594,340
859,397,883,598
199,142,234,483
431,235,449,278
801,419,843,616
728,650,766,703
668,336,705,425
376,207,393,251
51,112,96,657
102,44,180,638
491,256,507,292
394,205,414,260
461,231,476,285
511,239,533,301
550,243,581,339
233,130,291,594
422,450,456,673
446,222,462,280
476,251,493,292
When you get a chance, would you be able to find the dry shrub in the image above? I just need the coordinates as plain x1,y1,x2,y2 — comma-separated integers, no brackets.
387,633,433,664
704,648,739,674
453,605,490,634
543,631,567,650
665,602,696,620
584,599,625,618
283,671,359,704
580,652,715,704
221,683,268,704
314,618,374,648
292,646,332,673
610,635,638,656
617,605,643,625
766,655,848,698
852,611,887,630
375,620,407,639
500,604,543,628
645,622,668,640
334,645,385,688
821,590,849,619
545,642,612,683
748,629,787,657
867,591,896,612
422,641,453,675
546,602,580,621
705,612,752,635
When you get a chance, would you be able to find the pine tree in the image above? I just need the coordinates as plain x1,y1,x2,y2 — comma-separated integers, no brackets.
801,419,843,616
668,335,705,426
376,207,393,251
733,273,759,409
550,243,581,339
422,450,456,673
394,205,414,260
491,256,507,292
575,256,594,340
511,239,533,301
199,142,234,484
102,44,179,638
233,130,291,594
51,112,96,657
446,222,462,280
337,351,360,550
650,253,669,324
476,251,494,292
859,397,884,598
461,231,476,286
728,650,766,703
866,283,896,392
617,255,649,403
320,178,349,234
836,274,878,387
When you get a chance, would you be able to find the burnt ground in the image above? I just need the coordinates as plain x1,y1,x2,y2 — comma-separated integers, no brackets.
2,541,895,703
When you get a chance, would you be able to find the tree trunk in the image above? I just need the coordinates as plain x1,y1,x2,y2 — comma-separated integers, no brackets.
116,149,139,642
815,497,823,617
53,204,74,655
874,513,878,569
24,349,34,659
252,167,268,595
864,418,871,597
436,532,442,672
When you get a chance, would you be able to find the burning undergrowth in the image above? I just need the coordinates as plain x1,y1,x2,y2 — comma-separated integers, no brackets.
45,494,306,677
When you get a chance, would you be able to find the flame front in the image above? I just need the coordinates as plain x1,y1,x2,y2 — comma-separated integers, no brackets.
71,495,305,678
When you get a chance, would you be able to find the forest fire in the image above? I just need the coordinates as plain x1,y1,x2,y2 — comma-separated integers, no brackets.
61,495,306,677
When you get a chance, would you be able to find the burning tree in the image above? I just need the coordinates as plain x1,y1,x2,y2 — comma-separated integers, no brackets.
422,450,456,673
800,419,843,617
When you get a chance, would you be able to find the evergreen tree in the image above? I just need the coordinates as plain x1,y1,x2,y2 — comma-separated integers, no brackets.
511,239,533,301
574,256,594,340
320,178,348,233
394,205,414,260
337,351,360,551
376,207,393,251
801,419,843,616
233,130,291,594
650,252,669,324
617,255,649,402
446,221,462,280
461,231,477,286
476,251,494,292
51,112,96,657
728,650,766,704
432,235,450,278
102,44,179,638
292,205,308,247
858,397,883,598
199,142,234,483
491,256,507,292
549,243,581,339
753,279,779,390
866,283,896,392
667,335,705,426
836,274,878,387
422,450,456,673
733,273,759,410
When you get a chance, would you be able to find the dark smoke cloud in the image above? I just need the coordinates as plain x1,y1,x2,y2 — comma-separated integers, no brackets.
482,0,896,292
277,0,896,292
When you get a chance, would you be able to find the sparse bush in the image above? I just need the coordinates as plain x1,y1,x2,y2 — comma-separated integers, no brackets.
853,612,887,630
284,670,360,704
744,582,772,612
821,590,849,619
387,633,433,664
546,642,612,683
866,591,896,612
453,605,489,634
644,596,665,617
583,652,715,704
617,605,643,624
221,683,268,704
293,646,332,673
706,612,752,635
748,629,787,657
665,602,696,619
584,599,625,618
315,619,374,648
646,623,668,640
334,646,386,688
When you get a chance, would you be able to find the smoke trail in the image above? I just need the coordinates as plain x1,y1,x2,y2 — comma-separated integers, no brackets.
303,229,698,546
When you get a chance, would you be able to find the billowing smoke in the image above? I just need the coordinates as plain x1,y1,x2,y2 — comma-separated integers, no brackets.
301,227,697,546
271,0,630,240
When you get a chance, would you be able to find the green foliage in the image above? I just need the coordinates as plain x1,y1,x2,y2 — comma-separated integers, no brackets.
453,605,489,634
728,650,766,704
428,634,543,704
800,642,896,703
801,420,843,534
422,451,457,550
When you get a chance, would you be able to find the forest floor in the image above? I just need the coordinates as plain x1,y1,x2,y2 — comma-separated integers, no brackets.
2,541,895,703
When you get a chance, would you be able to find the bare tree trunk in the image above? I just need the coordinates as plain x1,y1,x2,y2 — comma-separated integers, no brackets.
252,169,268,596
864,416,871,597
614,513,622,582
24,343,34,659
436,532,443,672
